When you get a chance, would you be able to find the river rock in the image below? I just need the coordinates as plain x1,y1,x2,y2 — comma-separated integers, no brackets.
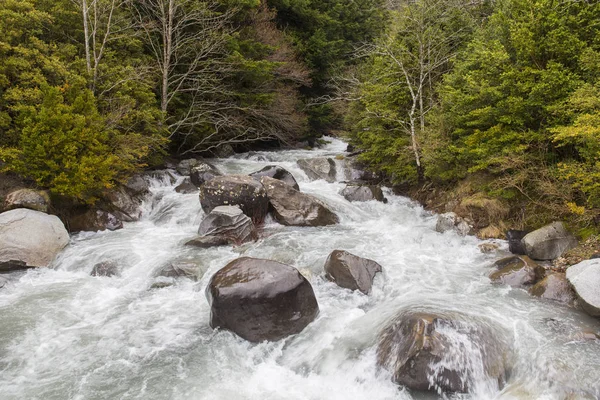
566,259,600,316
529,273,576,304
297,157,336,182
90,261,119,277
435,212,471,236
340,184,386,203
506,229,529,255
185,235,229,248
260,176,338,226
67,209,123,233
324,250,382,294
156,260,201,281
522,222,577,260
105,186,143,222
377,309,508,393
249,165,300,190
0,209,69,268
212,143,235,158
198,205,256,245
343,157,380,182
175,178,198,194
199,175,269,224
490,255,544,287
3,189,50,213
206,257,320,342
176,158,200,175
190,162,220,187
124,174,149,196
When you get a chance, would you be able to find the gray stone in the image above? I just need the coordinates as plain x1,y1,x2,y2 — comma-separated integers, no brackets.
324,250,382,294
435,212,471,236
529,273,576,304
198,205,256,245
175,178,198,194
343,157,380,182
566,259,600,317
156,260,201,281
67,209,123,233
522,222,577,260
297,157,336,182
260,176,338,227
190,162,220,187
206,257,319,342
3,189,50,213
0,209,69,268
105,187,143,222
249,165,300,191
185,236,230,248
490,255,544,287
176,159,200,175
124,174,149,195
91,261,119,277
340,185,386,203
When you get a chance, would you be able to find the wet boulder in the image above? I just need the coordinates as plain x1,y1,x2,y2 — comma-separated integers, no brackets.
105,186,144,222
190,162,220,187
324,250,382,294
435,212,471,236
3,189,50,213
297,157,336,182
123,174,149,196
260,176,338,227
206,257,320,342
90,261,120,277
0,209,69,268
377,309,509,393
566,259,600,317
175,178,198,194
522,222,577,260
185,235,229,249
529,273,576,304
249,165,300,191
156,260,203,281
506,229,529,255
197,205,257,245
67,209,123,233
490,255,545,287
340,184,386,203
199,175,269,224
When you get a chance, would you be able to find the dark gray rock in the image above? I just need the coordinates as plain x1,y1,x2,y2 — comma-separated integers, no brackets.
124,174,149,196
199,175,269,224
176,159,200,175
67,209,123,233
297,158,336,182
105,187,143,222
590,253,600,260
198,205,256,245
260,176,338,227
566,259,600,317
340,184,386,203
185,236,229,248
174,178,198,194
490,255,544,287
324,250,382,294
156,260,201,281
90,261,119,277
529,273,576,304
249,165,300,191
377,309,509,394
522,222,577,260
3,189,50,213
506,229,529,255
206,257,319,342
190,162,220,187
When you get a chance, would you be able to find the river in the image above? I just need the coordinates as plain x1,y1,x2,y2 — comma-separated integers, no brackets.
0,138,599,399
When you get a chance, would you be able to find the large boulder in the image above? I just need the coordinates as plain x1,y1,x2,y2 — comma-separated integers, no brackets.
260,176,338,227
197,205,256,245
199,175,269,224
297,157,337,182
435,212,471,236
206,257,319,342
0,209,69,268
522,222,577,260
249,165,300,191
190,162,220,187
3,189,50,213
566,259,600,316
377,309,509,393
489,255,544,287
529,273,576,304
67,209,123,233
506,229,529,255
340,184,386,203
324,250,382,294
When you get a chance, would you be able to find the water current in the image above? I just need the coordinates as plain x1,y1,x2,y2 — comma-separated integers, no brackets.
0,138,599,400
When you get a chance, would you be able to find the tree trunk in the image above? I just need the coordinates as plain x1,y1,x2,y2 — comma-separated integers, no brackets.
82,0,91,74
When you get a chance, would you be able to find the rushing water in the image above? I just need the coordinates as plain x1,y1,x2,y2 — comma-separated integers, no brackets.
1,138,599,400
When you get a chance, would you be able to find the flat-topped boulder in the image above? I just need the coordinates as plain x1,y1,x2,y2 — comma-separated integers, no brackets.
260,176,338,226
566,259,600,316
249,165,300,190
199,175,269,224
206,257,319,342
0,209,69,268
324,250,382,294
297,157,336,182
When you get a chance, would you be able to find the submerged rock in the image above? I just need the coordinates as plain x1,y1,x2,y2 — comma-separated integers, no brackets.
0,209,69,268
206,257,319,342
435,212,471,236
260,176,338,227
522,222,577,260
490,255,544,287
156,260,202,281
324,250,382,294
529,273,576,304
199,175,269,224
90,261,119,277
67,209,123,233
197,205,256,245
340,184,386,203
249,165,300,190
566,259,600,317
3,189,50,213
297,157,336,182
377,309,509,394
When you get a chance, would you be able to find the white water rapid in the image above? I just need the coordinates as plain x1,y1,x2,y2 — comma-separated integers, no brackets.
1,138,599,400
